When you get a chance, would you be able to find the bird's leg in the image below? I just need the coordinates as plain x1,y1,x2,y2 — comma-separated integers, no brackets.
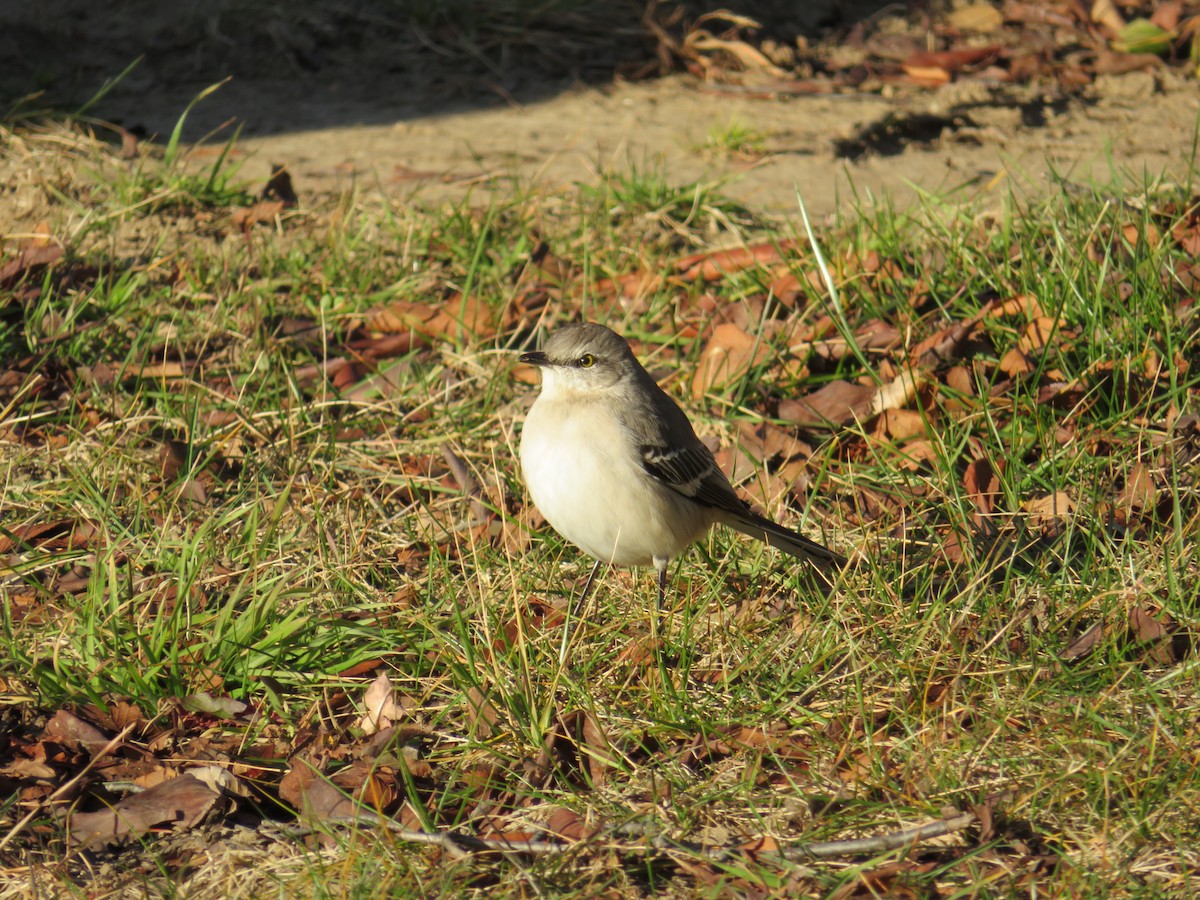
652,561,669,644
558,558,603,666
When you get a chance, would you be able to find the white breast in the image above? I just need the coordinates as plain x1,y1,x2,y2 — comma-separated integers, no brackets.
520,394,711,567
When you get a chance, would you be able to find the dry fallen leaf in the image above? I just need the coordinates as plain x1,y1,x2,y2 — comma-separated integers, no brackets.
1116,462,1156,515
874,408,927,442
778,380,876,427
1091,0,1126,34
357,672,408,735
691,323,770,399
1062,621,1105,661
999,347,1033,377
1018,316,1068,353
948,2,1003,32
872,368,925,415
43,709,111,754
545,806,591,841
370,294,496,342
0,222,64,289
1022,491,1076,528
69,775,225,846
464,686,502,739
675,240,797,281
1128,606,1180,665
964,456,1004,515
230,199,285,233
902,46,1001,81
263,162,299,207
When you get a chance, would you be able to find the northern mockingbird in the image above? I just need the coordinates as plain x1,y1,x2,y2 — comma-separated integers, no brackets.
519,322,843,643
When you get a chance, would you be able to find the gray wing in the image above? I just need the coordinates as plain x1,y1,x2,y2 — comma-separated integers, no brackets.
630,386,844,569
640,441,750,517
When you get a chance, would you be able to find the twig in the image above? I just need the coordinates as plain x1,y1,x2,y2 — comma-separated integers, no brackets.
781,811,976,860
269,812,566,861
268,808,977,866
614,811,976,863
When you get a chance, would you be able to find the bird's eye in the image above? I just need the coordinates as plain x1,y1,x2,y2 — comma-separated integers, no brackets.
578,353,596,368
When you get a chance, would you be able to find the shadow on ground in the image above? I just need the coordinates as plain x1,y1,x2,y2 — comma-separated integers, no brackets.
2,0,894,140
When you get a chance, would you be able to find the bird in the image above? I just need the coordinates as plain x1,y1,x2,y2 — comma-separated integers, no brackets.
518,322,843,652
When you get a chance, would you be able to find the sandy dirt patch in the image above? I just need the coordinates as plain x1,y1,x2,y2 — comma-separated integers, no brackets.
4,1,1197,218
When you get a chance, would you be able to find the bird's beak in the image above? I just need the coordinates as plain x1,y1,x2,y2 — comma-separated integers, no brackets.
519,351,548,366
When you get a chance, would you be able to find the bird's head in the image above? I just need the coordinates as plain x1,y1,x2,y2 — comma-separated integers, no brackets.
519,323,637,397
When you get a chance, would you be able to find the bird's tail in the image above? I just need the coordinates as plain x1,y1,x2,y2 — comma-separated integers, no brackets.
729,512,846,569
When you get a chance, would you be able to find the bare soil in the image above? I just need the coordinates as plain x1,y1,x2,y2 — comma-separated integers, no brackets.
3,1,1197,220
227,68,1200,216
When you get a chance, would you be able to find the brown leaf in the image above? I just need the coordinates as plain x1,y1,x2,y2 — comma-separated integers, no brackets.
895,438,941,471
691,323,769,399
768,269,805,307
133,361,191,380
615,635,660,666
948,3,1004,31
902,46,1001,78
43,710,111,754
675,240,797,281
970,795,997,842
1022,491,1075,528
345,764,400,810
1116,462,1156,513
278,756,318,809
1003,2,1078,28
945,365,974,395
778,380,876,427
898,65,951,87
190,765,251,798
1128,605,1177,664
1092,49,1164,74
713,444,760,488
909,303,992,366
370,295,496,342
298,771,360,822
990,294,1044,319
875,408,927,442
737,420,812,465
464,686,501,739
0,520,101,554
116,126,139,159
964,457,1004,515
0,223,64,289
1037,379,1087,408
69,775,224,846
1090,0,1126,34
872,368,925,414
999,347,1032,376
357,672,409,735
545,806,590,841
1151,2,1182,32
1018,316,1067,353
230,199,285,233
579,712,615,786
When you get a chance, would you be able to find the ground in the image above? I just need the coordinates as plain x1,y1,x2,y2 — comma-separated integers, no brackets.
3,1,1197,220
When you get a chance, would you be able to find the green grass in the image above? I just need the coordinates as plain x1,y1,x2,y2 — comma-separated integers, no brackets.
702,118,770,158
1,115,1199,897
